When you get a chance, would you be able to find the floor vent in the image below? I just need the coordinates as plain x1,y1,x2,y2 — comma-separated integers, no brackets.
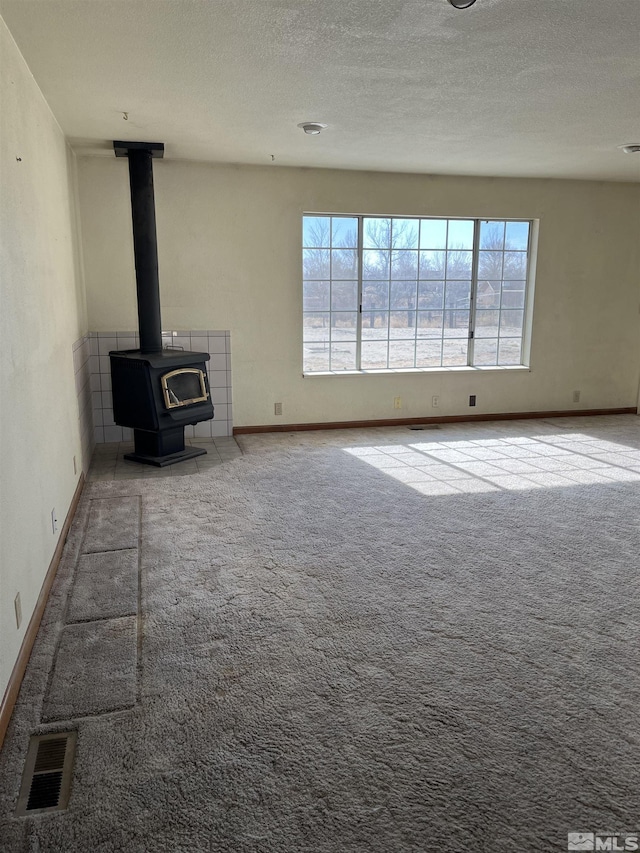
408,424,441,431
16,731,77,816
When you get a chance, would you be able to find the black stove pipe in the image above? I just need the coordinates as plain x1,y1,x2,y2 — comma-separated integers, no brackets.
114,141,164,354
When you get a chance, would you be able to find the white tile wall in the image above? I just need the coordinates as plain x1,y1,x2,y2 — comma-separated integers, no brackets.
90,331,232,443
72,334,95,472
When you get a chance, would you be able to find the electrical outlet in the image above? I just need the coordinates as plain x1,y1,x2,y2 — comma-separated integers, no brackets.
432,396,439,408
51,508,58,534
14,593,22,630
573,390,581,403
274,402,283,416
469,395,477,407
393,396,402,410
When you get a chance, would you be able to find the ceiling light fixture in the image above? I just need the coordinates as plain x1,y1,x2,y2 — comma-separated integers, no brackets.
619,143,640,154
297,122,328,135
448,0,477,8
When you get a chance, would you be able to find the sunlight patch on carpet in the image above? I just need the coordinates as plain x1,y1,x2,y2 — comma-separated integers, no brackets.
345,433,640,495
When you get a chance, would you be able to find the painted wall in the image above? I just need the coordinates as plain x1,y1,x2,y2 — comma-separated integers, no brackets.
77,156,640,429
0,18,86,698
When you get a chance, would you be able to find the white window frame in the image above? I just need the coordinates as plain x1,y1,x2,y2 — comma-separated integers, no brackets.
302,214,536,375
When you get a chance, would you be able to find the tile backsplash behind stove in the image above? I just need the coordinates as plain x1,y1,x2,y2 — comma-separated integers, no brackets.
90,330,232,443
73,333,94,472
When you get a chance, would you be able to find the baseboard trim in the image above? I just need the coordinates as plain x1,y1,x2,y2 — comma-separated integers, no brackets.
234,407,637,435
0,474,85,751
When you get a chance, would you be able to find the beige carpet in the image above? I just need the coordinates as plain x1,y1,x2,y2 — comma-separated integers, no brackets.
1,415,639,852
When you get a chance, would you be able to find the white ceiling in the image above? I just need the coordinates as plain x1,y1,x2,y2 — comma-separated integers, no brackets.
2,0,640,181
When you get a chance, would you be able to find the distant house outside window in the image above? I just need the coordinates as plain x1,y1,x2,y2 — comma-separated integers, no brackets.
302,215,533,373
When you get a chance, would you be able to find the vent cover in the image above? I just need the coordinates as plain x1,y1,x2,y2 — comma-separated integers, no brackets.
16,731,77,816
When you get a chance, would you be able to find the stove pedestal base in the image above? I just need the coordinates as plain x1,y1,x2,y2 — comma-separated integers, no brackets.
124,427,207,467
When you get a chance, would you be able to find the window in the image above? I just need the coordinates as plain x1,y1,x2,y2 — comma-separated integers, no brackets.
302,215,533,373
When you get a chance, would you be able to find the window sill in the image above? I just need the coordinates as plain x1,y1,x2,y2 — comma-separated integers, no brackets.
303,365,530,377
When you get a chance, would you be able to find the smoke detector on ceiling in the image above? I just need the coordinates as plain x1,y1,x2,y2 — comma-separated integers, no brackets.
448,0,477,8
297,122,328,135
619,143,640,154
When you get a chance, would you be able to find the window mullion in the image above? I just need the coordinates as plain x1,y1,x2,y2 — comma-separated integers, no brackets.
356,216,364,370
413,275,419,368
328,229,333,371
468,219,481,366
519,225,533,364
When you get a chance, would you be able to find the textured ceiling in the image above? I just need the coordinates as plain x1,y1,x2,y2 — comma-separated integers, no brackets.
1,0,639,181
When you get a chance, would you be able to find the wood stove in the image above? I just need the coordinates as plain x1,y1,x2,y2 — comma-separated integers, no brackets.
110,141,214,467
